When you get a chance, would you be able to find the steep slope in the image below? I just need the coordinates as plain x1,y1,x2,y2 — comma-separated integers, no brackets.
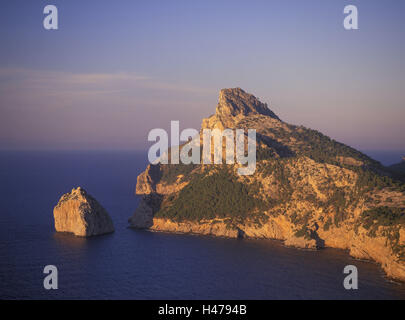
389,158,405,182
129,88,405,281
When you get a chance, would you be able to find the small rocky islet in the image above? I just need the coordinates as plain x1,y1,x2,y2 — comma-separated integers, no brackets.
53,187,114,237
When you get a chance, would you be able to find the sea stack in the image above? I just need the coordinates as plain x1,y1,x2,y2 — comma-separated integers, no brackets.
54,187,114,237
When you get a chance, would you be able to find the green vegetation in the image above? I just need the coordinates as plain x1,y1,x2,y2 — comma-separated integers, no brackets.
359,207,405,260
258,158,294,203
289,211,311,226
294,226,312,240
323,217,333,231
354,167,405,194
323,188,348,227
291,127,376,167
361,207,405,230
256,147,278,161
388,162,405,183
389,162,405,174
155,168,268,222
160,163,198,184
151,122,405,233
265,125,380,169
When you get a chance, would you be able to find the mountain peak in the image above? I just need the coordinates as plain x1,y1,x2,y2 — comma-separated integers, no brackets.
218,88,280,120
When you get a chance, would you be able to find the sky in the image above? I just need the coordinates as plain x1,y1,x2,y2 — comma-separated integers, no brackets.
0,0,404,152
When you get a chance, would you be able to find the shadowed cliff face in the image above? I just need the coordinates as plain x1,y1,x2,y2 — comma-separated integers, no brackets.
389,158,405,180
129,88,405,281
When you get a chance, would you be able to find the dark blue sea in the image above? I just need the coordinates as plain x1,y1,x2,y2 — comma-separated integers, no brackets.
0,151,404,300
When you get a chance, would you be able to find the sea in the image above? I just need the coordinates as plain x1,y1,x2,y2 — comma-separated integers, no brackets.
0,150,404,300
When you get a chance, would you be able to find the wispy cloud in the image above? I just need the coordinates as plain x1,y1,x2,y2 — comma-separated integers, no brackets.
0,68,212,98
0,68,215,150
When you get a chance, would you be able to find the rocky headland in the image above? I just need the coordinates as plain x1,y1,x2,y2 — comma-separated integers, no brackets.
129,88,405,281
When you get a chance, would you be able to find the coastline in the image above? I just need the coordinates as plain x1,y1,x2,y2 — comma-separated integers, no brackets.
130,215,405,282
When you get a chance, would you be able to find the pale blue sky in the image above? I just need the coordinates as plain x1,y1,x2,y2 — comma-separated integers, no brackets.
0,0,404,151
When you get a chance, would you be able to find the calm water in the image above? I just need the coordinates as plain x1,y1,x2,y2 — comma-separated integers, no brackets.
0,151,404,300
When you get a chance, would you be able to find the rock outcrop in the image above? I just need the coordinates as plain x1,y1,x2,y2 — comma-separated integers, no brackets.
201,88,280,130
128,194,161,229
54,187,114,237
129,88,405,281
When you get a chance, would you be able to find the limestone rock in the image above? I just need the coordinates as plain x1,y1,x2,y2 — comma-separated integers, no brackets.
129,194,162,229
131,88,405,281
201,87,279,131
284,236,317,250
54,187,114,237
135,164,161,195
128,197,154,228
150,218,241,238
